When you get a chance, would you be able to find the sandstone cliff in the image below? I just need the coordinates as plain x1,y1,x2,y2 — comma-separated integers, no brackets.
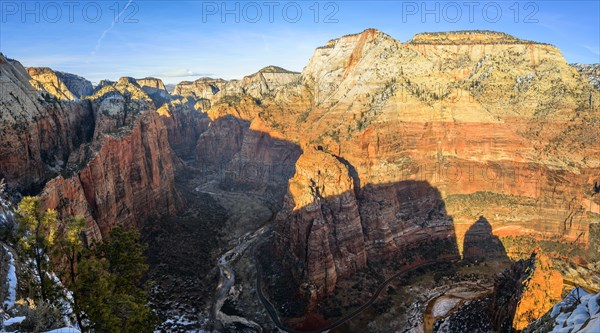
1,59,179,240
173,66,300,108
141,29,600,303
40,76,178,240
512,253,563,330
0,54,95,193
2,29,599,324
571,63,600,91
136,77,171,106
523,287,600,333
40,109,177,240
275,149,460,302
225,29,600,300
27,67,93,100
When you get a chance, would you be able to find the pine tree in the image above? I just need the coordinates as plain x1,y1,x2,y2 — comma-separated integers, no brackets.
76,226,158,332
52,216,87,329
76,254,120,331
16,197,157,332
16,196,60,303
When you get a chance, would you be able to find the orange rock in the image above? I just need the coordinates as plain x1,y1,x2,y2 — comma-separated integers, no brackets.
513,253,563,330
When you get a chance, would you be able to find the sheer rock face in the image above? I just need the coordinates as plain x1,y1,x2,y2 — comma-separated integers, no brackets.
157,101,210,160
40,111,177,241
174,78,227,101
39,78,178,240
1,59,178,240
275,149,365,298
136,77,171,106
195,114,301,203
513,254,563,330
228,66,300,100
275,149,458,301
0,55,95,192
136,77,167,91
268,29,600,300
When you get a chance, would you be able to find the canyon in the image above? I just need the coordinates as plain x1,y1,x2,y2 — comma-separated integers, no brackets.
0,29,599,332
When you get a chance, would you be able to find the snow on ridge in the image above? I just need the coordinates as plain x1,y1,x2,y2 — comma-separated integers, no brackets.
43,328,81,333
2,316,25,325
546,287,600,333
2,244,17,309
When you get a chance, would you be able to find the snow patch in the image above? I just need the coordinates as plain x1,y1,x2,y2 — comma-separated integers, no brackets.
431,297,462,318
2,245,17,309
2,316,25,325
544,287,600,333
43,328,81,333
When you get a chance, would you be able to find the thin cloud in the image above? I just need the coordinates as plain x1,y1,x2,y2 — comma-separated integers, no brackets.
92,0,134,56
581,45,600,57
158,69,212,77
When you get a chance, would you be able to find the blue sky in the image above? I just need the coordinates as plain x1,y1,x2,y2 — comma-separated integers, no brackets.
1,0,598,84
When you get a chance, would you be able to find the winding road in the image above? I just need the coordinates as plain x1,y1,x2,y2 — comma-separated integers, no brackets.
210,225,269,332
256,256,459,333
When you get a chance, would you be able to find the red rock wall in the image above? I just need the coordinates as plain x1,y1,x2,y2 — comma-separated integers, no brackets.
40,112,177,240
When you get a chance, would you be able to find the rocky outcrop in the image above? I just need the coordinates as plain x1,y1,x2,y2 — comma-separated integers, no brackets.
89,77,153,138
523,287,600,333
490,254,537,332
275,149,459,301
409,30,536,45
437,253,556,332
512,254,563,330
1,56,179,240
266,29,599,301
39,76,178,240
173,78,226,101
275,149,366,298
27,67,92,100
571,63,600,91
173,66,300,107
136,77,171,106
226,66,300,100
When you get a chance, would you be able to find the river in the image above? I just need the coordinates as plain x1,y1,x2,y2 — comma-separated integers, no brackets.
210,225,269,332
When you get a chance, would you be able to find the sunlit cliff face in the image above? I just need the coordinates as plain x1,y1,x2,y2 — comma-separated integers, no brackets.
0,28,598,331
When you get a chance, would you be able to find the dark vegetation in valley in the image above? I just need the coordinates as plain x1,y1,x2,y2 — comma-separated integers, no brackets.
142,187,228,326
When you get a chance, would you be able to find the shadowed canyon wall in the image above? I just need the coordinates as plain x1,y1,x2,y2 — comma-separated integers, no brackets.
0,29,599,316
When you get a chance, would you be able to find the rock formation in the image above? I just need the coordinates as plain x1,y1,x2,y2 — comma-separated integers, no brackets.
1,29,599,326
40,109,178,239
0,54,95,193
27,67,93,100
275,148,460,301
571,63,600,91
136,77,172,106
491,254,536,332
512,253,563,330
1,57,179,241
523,286,600,333
438,253,564,332
263,29,600,300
